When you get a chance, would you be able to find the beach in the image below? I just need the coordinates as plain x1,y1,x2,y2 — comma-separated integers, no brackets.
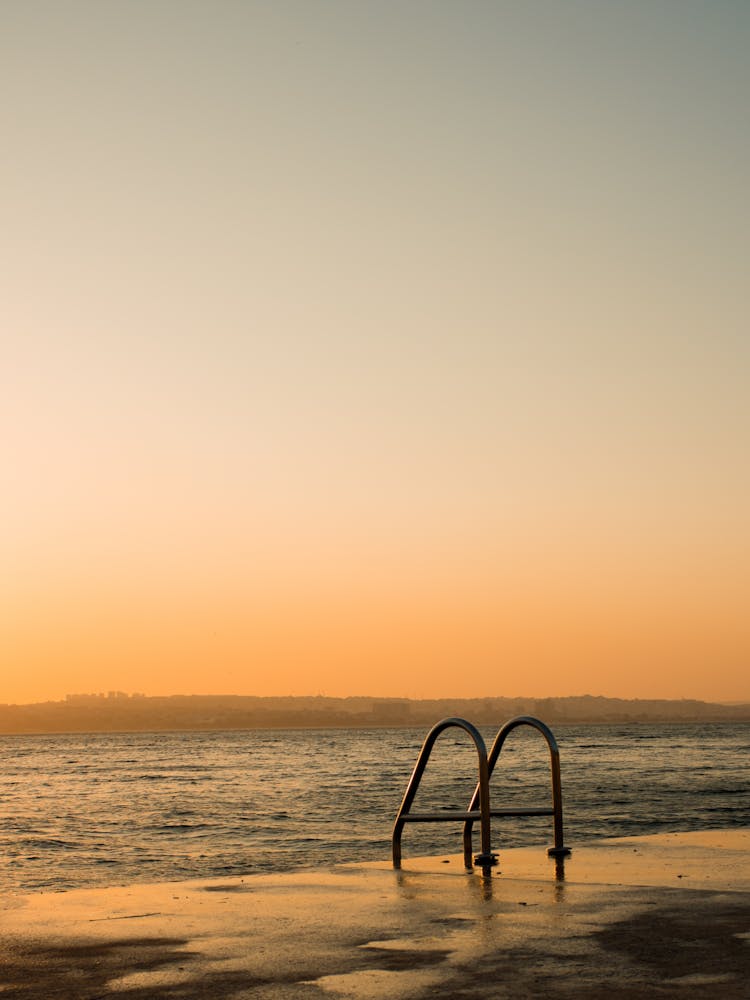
1,829,748,998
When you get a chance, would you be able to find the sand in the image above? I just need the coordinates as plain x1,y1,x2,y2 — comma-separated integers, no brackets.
0,829,748,998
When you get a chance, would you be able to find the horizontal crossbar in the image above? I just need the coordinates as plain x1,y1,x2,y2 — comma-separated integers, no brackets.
402,810,479,822
402,806,554,823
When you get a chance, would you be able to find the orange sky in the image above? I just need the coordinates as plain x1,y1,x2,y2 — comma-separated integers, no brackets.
2,2,749,704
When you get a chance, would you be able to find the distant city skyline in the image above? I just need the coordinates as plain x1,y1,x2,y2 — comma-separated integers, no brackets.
3,1,749,703
1,691,748,736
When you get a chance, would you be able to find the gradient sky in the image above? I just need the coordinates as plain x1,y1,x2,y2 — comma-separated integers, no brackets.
2,1,749,704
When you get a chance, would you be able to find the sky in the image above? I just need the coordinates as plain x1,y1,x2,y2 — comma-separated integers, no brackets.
2,1,749,704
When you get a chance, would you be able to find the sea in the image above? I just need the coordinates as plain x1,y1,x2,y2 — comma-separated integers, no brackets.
0,723,747,893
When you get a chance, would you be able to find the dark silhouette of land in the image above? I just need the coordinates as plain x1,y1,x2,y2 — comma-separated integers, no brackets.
0,692,748,734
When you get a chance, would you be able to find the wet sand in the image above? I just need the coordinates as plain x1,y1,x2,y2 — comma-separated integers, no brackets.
1,829,748,998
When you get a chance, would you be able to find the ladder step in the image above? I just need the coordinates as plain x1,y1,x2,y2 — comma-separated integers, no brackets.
402,810,481,822
402,806,554,823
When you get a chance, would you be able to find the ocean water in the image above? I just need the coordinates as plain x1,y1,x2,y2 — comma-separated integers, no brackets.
0,723,747,893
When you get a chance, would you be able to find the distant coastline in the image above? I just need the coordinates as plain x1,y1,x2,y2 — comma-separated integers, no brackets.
0,693,748,734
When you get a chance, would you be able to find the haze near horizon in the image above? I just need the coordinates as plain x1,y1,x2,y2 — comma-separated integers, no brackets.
3,1,749,705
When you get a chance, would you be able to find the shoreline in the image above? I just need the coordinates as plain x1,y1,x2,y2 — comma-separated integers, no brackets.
1,828,748,998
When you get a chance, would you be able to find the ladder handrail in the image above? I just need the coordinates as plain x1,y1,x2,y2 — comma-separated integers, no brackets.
462,715,571,860
392,717,496,869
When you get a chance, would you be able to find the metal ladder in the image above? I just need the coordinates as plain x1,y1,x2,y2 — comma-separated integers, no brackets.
392,715,571,869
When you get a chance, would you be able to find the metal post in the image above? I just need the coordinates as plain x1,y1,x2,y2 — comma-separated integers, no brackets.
392,718,498,869
463,716,571,861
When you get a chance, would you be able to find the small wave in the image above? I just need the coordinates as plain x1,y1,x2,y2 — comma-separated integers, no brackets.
19,838,78,850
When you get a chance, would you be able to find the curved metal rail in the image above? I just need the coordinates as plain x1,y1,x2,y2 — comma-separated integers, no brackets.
462,715,571,861
392,718,497,869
